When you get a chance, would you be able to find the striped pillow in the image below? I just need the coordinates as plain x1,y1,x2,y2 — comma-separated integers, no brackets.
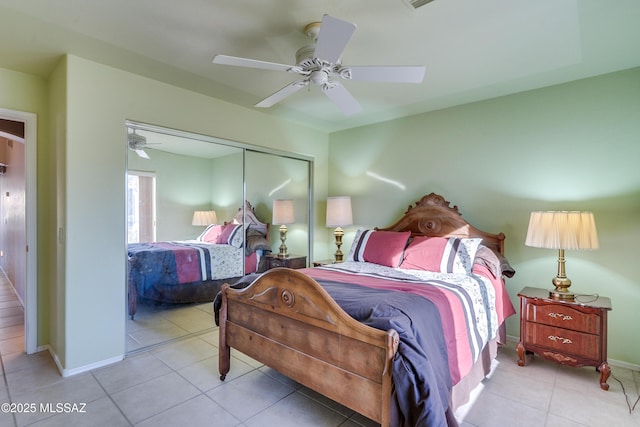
199,223,246,247
198,224,224,243
219,223,245,247
400,236,482,274
347,229,411,268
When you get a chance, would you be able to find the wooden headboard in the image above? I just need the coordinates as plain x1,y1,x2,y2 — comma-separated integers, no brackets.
225,201,271,245
377,192,505,255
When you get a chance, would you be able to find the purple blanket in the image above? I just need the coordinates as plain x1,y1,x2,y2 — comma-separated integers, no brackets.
320,280,455,427
128,242,213,290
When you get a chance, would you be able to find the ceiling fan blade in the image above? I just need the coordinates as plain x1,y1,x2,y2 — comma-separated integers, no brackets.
213,54,294,73
345,66,426,83
322,82,362,116
255,81,309,108
135,149,150,159
314,15,357,64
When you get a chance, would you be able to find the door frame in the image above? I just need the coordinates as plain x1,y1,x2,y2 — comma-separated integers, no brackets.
0,108,37,354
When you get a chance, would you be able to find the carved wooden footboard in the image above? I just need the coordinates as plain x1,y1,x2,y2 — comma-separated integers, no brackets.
218,268,400,426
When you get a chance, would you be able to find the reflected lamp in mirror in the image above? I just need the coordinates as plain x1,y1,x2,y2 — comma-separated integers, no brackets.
525,211,599,300
192,210,217,226
326,196,353,262
272,199,295,258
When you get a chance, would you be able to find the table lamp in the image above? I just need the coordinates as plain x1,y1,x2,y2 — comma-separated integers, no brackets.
272,199,295,258
326,196,353,262
525,211,599,300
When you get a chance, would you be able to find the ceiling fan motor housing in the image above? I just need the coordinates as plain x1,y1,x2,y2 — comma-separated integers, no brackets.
295,45,316,65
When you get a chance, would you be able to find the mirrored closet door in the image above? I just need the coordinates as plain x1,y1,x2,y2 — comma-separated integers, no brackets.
245,150,311,269
125,121,312,353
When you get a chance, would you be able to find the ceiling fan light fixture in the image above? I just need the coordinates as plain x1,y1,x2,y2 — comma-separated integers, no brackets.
309,70,329,85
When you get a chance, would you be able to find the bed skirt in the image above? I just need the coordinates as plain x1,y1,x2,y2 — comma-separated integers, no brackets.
450,323,505,411
128,277,240,319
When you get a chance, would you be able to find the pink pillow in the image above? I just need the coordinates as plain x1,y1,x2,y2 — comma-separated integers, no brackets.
198,225,224,243
350,230,411,268
400,236,481,274
198,223,244,247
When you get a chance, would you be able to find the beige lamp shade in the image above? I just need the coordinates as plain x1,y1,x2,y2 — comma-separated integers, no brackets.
192,210,217,226
525,211,599,250
525,210,598,300
272,199,295,225
326,196,353,227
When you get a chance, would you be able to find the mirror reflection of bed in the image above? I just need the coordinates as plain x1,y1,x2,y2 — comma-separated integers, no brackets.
125,123,312,352
126,203,270,351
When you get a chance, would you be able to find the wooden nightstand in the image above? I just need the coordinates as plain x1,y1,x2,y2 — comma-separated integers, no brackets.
313,259,336,267
259,254,307,272
516,287,612,390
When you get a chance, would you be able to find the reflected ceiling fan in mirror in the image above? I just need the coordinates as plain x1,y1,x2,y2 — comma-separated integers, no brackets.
128,129,154,159
212,14,426,116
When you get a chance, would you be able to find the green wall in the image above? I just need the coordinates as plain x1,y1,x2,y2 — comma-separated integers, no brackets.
329,67,640,366
128,149,219,241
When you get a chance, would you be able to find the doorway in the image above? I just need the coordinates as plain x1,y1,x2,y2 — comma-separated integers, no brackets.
0,108,37,355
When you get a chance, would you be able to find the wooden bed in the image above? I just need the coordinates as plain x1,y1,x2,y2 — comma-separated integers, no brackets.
218,193,513,426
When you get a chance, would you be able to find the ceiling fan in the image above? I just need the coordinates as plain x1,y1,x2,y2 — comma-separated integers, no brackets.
127,130,152,159
212,14,426,116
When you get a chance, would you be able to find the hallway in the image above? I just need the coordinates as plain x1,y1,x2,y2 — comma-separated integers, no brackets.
0,273,23,360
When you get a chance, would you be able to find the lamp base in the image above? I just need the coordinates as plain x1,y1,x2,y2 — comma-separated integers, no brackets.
278,225,288,258
549,275,574,300
549,289,575,300
333,227,344,263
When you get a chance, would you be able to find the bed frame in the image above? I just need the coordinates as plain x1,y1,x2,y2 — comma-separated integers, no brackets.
218,193,506,426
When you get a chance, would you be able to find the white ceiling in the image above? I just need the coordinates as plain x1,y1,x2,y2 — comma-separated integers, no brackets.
1,0,639,132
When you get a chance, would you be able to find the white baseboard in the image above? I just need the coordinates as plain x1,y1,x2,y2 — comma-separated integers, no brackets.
40,345,124,377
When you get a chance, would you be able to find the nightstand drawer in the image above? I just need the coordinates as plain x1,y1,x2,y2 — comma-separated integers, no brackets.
525,303,600,334
269,257,302,268
260,255,307,271
523,322,600,361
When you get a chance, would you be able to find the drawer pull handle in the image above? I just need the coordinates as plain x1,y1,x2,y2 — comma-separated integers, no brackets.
548,312,572,321
548,335,572,344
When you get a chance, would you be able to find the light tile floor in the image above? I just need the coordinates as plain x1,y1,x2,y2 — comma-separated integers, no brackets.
126,299,217,352
1,275,639,426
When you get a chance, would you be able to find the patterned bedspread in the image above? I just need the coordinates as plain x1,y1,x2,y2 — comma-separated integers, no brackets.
305,261,515,386
128,241,247,292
